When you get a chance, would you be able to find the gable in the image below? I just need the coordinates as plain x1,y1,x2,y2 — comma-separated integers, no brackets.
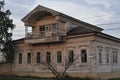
22,5,59,22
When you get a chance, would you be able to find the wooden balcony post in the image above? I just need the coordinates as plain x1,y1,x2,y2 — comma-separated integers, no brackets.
25,26,28,38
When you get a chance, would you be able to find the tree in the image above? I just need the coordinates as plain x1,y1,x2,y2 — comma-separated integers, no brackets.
0,0,15,63
39,55,78,80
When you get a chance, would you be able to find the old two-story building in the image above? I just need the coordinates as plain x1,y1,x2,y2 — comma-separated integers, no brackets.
7,5,120,78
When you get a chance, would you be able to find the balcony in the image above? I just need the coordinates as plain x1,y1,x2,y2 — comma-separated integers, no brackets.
24,22,66,44
25,33,65,44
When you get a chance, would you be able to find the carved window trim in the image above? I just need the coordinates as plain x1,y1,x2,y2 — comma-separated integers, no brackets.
98,46,103,64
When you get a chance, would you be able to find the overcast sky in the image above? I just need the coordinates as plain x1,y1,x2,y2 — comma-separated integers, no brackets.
4,0,120,39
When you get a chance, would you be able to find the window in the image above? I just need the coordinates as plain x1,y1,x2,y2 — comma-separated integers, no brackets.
57,51,62,63
52,24,57,35
39,23,58,37
46,26,49,31
45,26,52,37
106,49,109,63
40,25,45,37
27,53,31,64
81,49,87,63
19,53,22,64
40,25,45,31
99,49,102,63
46,52,51,63
68,50,74,63
36,52,41,63
113,51,118,63
46,26,51,32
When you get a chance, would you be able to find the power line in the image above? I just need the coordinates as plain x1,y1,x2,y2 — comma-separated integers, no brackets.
96,22,120,26
104,28,120,31
81,11,120,20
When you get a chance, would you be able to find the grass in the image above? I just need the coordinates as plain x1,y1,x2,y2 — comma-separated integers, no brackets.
0,76,94,80
0,77,29,80
108,78,120,80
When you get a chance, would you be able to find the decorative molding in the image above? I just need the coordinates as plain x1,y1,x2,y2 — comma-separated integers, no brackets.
97,46,103,50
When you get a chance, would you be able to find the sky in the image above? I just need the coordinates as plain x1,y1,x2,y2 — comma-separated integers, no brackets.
4,0,120,39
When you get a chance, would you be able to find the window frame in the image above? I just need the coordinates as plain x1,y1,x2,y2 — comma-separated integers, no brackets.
113,50,118,63
46,51,51,64
18,53,22,64
99,49,102,63
27,53,31,64
106,49,109,63
81,49,87,63
36,52,41,63
68,50,74,63
57,51,62,63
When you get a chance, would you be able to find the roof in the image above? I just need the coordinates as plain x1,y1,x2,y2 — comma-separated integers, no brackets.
96,32,120,42
22,5,103,32
58,13,103,32
67,26,96,36
14,38,25,43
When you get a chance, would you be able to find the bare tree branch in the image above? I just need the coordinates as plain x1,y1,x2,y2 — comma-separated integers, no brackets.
38,54,79,79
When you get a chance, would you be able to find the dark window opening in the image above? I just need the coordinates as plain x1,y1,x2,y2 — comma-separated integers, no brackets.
57,51,62,63
68,50,74,63
27,53,31,64
19,53,22,64
36,52,41,63
106,50,109,63
113,51,118,63
46,52,51,63
40,25,45,31
81,49,87,63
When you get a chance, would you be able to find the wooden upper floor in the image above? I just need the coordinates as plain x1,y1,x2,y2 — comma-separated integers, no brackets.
22,5,103,44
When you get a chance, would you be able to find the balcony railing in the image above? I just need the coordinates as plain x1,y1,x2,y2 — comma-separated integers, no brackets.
26,32,65,39
25,32,65,44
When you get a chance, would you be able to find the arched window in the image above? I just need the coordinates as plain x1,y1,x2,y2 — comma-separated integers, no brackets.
81,49,87,63
36,52,41,63
46,52,51,63
27,53,31,64
57,51,62,63
19,53,22,64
